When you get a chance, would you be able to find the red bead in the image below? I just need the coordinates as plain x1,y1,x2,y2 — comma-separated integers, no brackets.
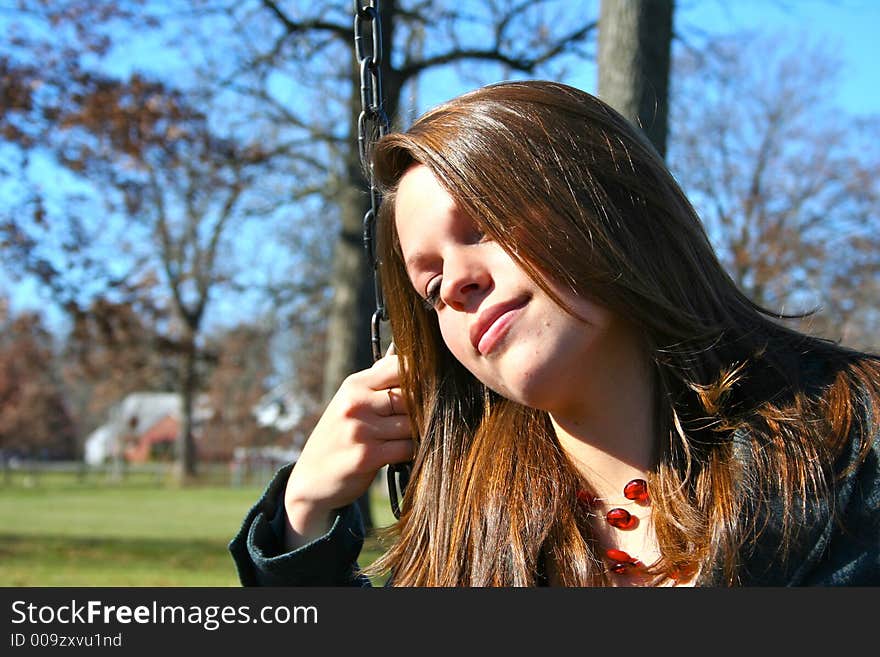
605,548,634,563
576,489,599,507
605,508,639,529
606,507,637,530
606,550,645,575
623,478,649,503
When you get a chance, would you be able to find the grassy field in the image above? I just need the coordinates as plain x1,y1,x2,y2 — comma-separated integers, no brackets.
0,470,395,586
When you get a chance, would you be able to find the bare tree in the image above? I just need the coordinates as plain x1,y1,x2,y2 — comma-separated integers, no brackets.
63,76,281,479
668,33,880,350
1,56,284,479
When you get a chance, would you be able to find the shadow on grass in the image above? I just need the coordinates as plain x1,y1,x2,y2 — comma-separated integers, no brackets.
1,532,393,587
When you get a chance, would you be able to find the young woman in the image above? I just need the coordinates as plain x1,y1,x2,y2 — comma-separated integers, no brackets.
230,81,880,586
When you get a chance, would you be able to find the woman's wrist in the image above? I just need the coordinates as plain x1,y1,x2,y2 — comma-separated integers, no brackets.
282,497,334,550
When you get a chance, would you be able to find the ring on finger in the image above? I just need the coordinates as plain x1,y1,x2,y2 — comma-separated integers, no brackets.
386,389,395,416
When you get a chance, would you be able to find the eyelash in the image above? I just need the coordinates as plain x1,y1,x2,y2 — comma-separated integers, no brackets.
422,278,442,311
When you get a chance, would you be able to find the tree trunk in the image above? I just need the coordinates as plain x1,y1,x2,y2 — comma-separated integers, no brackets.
597,0,674,158
177,327,198,483
322,1,402,530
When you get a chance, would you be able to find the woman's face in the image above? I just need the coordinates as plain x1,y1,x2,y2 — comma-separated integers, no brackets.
394,164,631,416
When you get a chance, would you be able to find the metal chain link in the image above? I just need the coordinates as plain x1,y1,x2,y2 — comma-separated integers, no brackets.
353,0,410,519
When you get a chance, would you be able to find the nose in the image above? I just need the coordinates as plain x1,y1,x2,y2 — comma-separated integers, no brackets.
439,253,490,311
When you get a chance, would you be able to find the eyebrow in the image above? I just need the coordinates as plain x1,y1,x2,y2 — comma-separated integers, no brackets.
404,251,433,275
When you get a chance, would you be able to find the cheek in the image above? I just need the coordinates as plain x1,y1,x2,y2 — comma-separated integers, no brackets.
437,314,469,362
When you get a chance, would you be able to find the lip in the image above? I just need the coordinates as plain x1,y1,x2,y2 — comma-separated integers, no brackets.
470,296,530,355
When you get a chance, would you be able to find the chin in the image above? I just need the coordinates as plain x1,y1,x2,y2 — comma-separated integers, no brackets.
482,356,565,411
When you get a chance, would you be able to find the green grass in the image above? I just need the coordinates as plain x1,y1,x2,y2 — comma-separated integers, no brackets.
0,535,242,586
0,471,396,587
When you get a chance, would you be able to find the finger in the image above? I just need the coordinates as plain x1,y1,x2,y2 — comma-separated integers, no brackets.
366,353,403,390
369,415,414,440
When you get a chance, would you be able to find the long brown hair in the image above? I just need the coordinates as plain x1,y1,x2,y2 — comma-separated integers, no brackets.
366,80,879,586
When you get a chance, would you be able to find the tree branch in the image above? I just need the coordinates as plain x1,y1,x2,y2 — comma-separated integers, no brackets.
397,21,597,81
260,0,350,42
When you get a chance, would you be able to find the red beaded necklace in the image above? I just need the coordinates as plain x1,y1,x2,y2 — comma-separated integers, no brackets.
577,478,650,575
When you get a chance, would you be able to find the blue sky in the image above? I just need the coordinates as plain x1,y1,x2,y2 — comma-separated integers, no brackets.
674,0,879,116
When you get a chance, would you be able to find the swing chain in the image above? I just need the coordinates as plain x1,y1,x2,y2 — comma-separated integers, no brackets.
354,1,410,520
354,0,390,364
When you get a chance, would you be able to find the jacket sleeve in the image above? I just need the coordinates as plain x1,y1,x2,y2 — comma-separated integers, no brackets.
228,463,371,587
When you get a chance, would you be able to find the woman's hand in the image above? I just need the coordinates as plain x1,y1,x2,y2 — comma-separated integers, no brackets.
282,349,413,549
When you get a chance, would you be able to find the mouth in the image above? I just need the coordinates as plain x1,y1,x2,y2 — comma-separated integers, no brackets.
471,296,530,355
